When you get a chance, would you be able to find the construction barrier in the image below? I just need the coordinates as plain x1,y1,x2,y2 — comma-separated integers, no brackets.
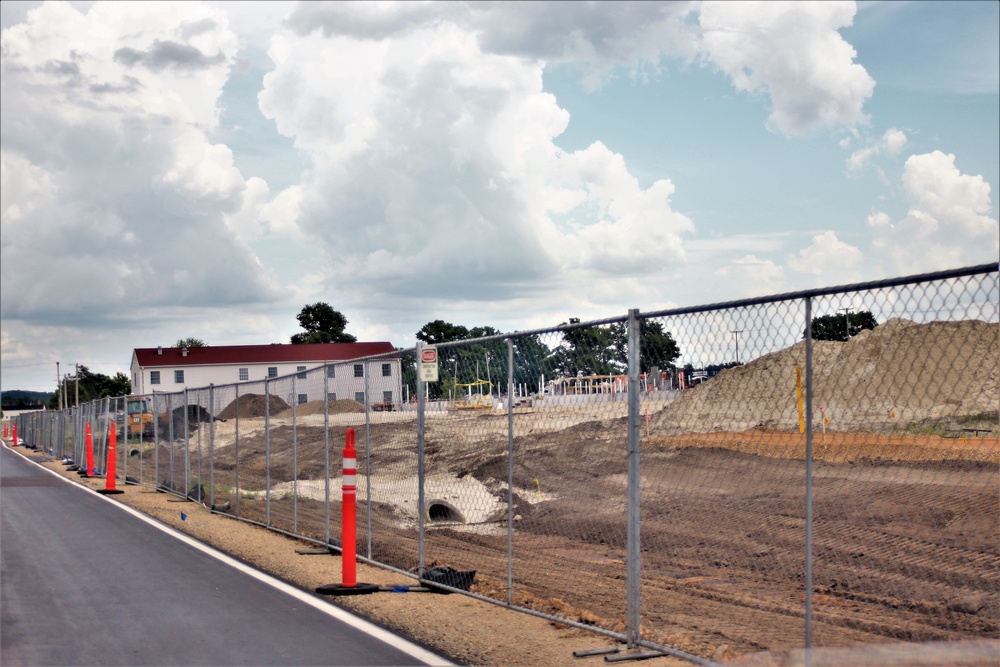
83,422,95,476
316,428,378,596
98,423,123,495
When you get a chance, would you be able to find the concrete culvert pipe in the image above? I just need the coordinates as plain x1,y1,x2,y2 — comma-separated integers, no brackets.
427,500,465,524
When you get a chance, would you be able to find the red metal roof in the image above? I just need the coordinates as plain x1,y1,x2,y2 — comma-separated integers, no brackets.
132,342,398,368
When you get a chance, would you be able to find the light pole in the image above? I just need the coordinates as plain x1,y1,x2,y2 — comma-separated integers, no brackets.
731,330,743,364
838,308,854,340
485,353,492,396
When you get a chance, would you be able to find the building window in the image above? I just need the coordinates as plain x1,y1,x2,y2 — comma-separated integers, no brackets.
382,363,391,377
239,368,249,381
297,365,307,379
355,392,365,404
268,367,278,379
326,365,335,378
150,371,161,385
298,394,308,405
383,391,393,404
354,364,363,378
327,392,336,401
174,370,184,383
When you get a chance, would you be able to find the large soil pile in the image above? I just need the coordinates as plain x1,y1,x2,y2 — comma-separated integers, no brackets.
275,399,365,417
217,393,290,420
652,318,999,434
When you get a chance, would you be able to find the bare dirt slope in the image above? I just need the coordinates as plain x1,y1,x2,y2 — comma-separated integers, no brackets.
651,318,999,434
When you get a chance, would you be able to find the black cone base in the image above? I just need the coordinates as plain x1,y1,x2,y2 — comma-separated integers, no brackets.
315,582,380,596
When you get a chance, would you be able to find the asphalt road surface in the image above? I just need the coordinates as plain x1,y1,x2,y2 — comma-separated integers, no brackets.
0,444,450,666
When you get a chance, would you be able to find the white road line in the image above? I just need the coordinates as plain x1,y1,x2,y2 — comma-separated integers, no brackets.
5,445,457,667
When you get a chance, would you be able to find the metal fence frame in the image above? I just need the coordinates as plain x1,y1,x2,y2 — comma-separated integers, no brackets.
11,263,998,665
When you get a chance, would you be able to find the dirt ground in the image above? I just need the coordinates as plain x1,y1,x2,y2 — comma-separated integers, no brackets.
12,444,686,667
10,420,999,666
8,318,999,665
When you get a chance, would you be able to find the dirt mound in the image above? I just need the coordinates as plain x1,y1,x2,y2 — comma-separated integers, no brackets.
653,318,999,434
275,399,365,417
217,393,290,420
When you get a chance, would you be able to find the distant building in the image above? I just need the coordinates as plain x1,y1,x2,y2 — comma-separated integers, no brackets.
129,342,402,407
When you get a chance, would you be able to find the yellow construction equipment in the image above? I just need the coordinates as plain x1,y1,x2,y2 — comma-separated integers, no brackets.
451,380,494,410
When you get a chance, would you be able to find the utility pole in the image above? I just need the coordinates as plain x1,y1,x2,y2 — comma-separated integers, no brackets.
56,362,62,410
838,308,854,340
75,363,80,408
731,330,743,364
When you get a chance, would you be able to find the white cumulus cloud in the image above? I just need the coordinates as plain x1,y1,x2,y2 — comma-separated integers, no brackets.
258,18,694,306
699,1,875,135
0,1,278,327
869,151,998,272
787,231,864,279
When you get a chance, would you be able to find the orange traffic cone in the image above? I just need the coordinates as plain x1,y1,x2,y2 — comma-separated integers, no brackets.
97,424,123,495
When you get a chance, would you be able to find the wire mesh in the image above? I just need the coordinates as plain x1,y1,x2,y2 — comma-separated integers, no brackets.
12,265,996,665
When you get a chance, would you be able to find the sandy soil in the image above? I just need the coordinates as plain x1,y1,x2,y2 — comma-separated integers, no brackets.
13,445,687,667
7,318,999,665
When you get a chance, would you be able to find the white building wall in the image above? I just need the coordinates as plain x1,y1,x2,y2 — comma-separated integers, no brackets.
131,359,402,407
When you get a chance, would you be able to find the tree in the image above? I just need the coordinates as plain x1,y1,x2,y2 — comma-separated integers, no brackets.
47,366,132,408
635,319,681,372
175,337,206,348
291,302,357,344
550,318,681,377
413,321,545,400
810,311,878,342
551,319,622,377
416,320,469,345
1,390,53,410
413,321,506,399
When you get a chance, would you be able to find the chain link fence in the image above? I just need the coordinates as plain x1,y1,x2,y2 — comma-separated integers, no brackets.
11,264,998,664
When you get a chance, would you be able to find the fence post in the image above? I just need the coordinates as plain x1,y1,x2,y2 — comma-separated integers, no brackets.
364,360,372,559
506,338,515,605
208,384,215,510
184,388,190,498
322,370,330,546
416,342,426,576
626,308,642,649
150,391,160,487
167,393,174,489
234,383,240,516
292,375,298,533
804,296,815,650
196,390,203,502
265,377,271,526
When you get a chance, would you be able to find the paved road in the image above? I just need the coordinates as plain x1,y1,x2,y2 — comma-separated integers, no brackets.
0,444,449,666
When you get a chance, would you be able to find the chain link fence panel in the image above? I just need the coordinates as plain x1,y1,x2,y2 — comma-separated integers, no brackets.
9,264,996,665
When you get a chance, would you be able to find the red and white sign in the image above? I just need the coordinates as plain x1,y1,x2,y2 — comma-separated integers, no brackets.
419,346,439,382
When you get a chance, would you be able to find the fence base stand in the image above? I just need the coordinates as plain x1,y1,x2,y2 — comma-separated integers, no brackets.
96,489,124,495
295,547,332,555
574,647,620,658
605,650,671,663
574,646,673,663
315,582,380,596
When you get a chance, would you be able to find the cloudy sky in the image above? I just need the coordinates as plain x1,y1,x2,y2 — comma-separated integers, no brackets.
2,0,998,393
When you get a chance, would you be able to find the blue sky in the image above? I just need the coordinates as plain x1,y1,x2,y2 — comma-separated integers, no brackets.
1,1,997,392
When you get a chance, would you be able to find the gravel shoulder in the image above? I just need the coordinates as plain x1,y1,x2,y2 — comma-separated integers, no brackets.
15,445,689,667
